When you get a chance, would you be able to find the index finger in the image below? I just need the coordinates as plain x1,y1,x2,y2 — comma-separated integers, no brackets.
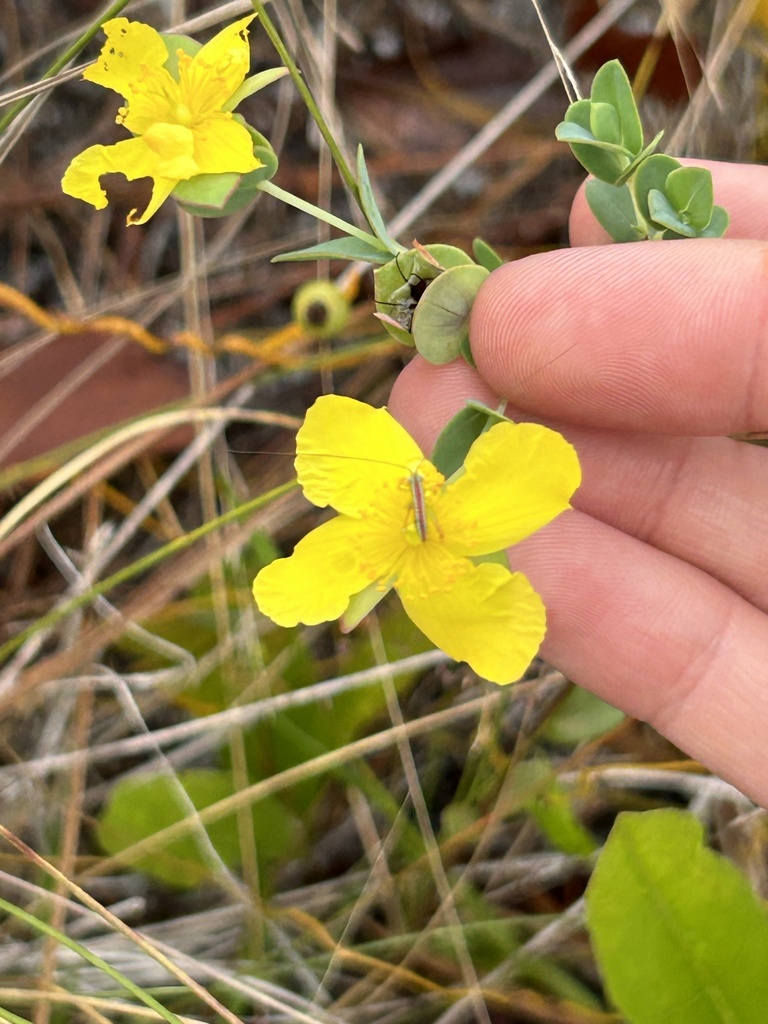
471,234,768,435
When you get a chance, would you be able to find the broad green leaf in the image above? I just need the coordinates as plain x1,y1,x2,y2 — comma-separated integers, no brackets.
589,101,622,146
558,112,631,184
584,180,646,242
665,166,714,231
632,152,680,224
273,236,392,264
97,769,303,890
356,145,404,254
648,189,696,236
586,809,768,1024
472,237,504,271
411,264,489,364
97,769,231,888
590,59,643,153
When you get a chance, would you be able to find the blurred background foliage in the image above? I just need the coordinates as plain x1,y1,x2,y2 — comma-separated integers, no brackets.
1,1,768,1022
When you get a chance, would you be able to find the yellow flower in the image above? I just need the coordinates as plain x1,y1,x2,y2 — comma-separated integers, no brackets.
62,16,262,224
252,395,581,685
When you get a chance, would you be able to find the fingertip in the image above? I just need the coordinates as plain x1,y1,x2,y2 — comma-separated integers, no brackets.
388,356,496,454
568,160,768,247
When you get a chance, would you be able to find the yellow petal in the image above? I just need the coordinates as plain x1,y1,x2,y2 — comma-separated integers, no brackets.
61,133,193,224
295,395,427,517
118,64,181,135
399,554,546,684
439,421,581,556
83,19,170,99
191,113,261,174
253,515,381,627
183,15,256,114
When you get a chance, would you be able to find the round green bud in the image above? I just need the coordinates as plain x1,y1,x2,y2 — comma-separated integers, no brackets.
291,280,350,339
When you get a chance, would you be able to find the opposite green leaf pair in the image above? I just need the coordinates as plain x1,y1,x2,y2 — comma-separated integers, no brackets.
556,60,728,241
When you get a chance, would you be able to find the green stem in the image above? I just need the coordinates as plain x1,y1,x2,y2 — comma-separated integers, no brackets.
250,1,360,203
0,0,133,135
0,896,186,1024
257,179,386,248
0,479,297,665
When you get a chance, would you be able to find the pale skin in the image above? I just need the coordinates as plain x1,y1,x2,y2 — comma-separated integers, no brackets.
389,160,768,807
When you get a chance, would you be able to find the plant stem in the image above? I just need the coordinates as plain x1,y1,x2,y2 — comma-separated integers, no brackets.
0,0,133,135
257,179,386,248
250,1,360,203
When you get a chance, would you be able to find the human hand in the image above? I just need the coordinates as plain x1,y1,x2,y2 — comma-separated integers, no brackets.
388,160,768,807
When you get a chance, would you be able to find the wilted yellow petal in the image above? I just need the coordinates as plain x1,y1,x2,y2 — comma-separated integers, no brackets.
440,421,581,556
83,18,169,99
253,516,381,627
61,132,193,224
400,557,546,684
183,15,255,113
296,395,426,516
191,114,261,174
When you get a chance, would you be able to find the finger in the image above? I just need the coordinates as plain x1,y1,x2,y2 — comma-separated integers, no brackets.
570,160,768,246
470,238,768,434
389,359,768,615
507,509,768,807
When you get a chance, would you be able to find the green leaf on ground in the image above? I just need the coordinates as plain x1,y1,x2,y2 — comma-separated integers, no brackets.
586,808,768,1024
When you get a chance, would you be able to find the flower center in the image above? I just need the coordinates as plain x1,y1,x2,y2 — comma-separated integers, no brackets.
174,103,195,126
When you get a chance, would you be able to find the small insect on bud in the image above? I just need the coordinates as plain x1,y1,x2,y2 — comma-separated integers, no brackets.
291,280,351,339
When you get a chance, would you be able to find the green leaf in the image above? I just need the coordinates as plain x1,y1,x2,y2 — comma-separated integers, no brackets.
472,237,504,271
223,66,289,111
411,263,489,365
431,403,497,477
590,59,643,153
586,809,768,1024
665,166,714,231
97,770,240,888
584,179,646,242
557,115,631,185
589,101,622,146
356,145,404,254
510,761,596,856
613,128,665,186
172,126,279,218
542,685,625,745
97,769,303,889
700,205,729,238
273,236,393,264
648,188,696,236
632,152,681,225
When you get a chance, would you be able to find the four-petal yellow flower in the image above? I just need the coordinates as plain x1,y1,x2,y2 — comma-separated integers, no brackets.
253,395,581,685
62,16,262,224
